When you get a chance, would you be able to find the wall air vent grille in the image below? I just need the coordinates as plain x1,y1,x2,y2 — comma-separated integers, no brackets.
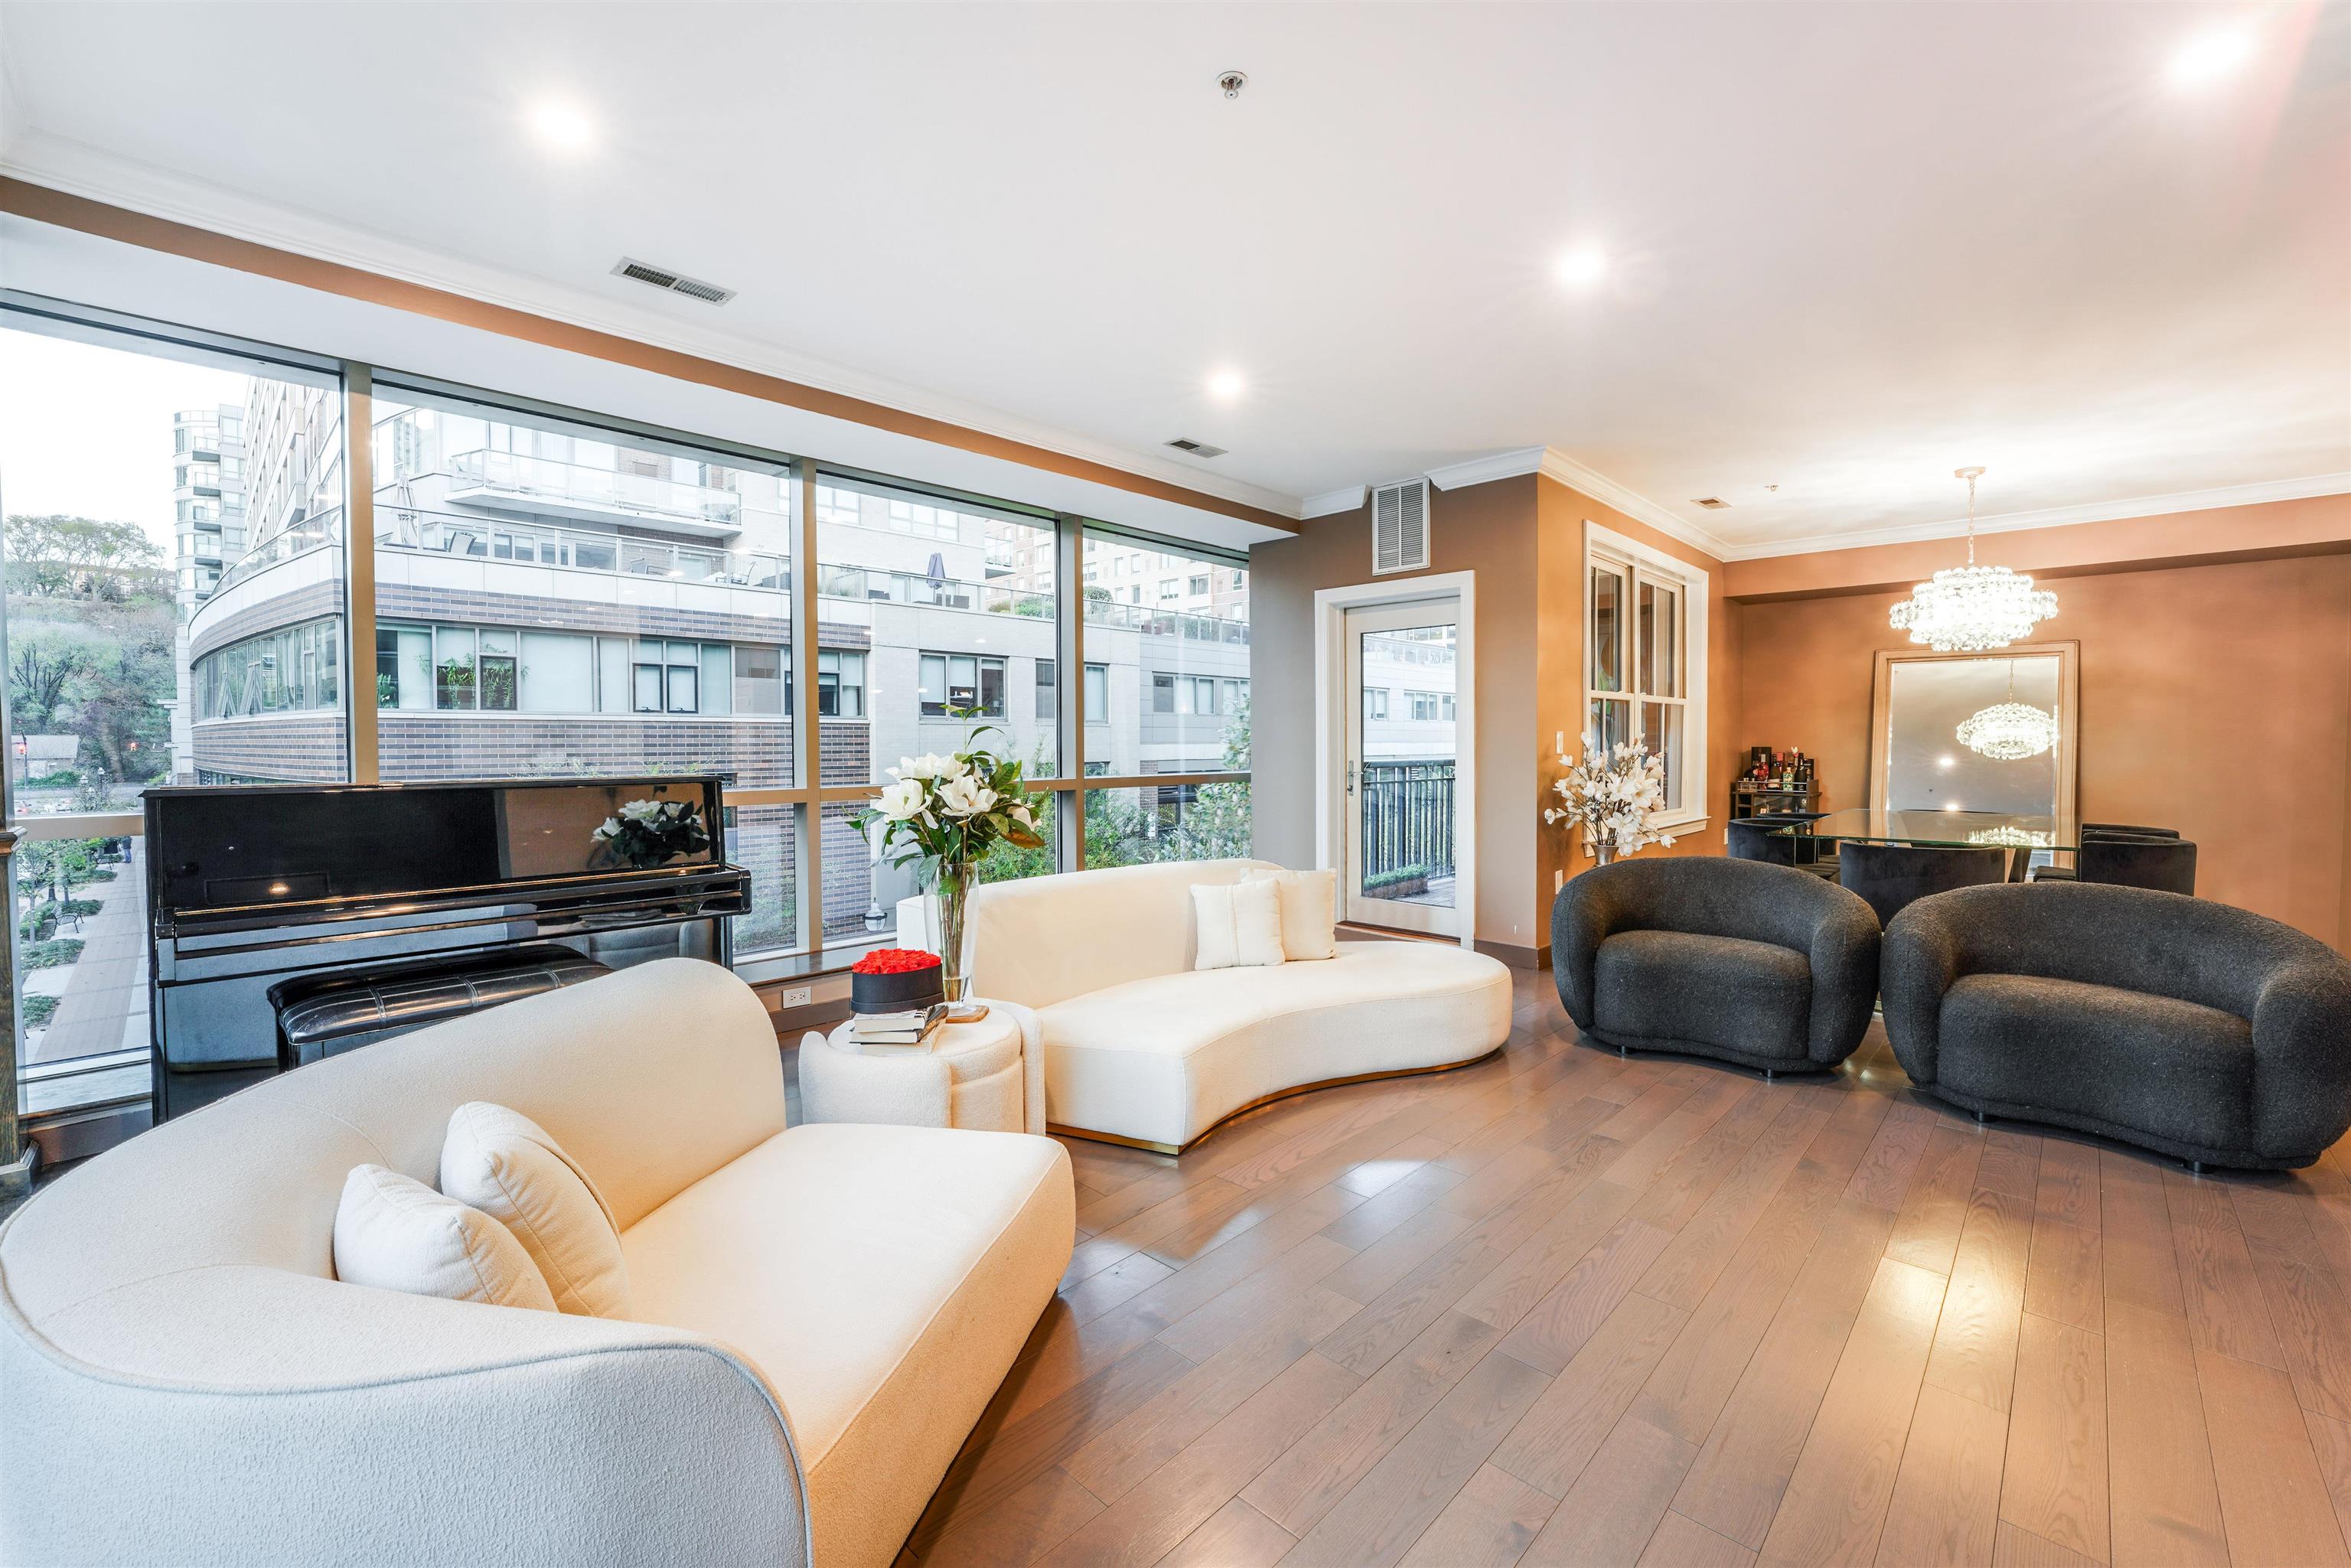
611,257,736,305
1691,497,1731,510
1165,438,1228,458
1371,478,1431,575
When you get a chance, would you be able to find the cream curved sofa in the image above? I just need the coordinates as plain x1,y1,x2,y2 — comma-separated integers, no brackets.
0,959,1072,1568
970,859,1514,1152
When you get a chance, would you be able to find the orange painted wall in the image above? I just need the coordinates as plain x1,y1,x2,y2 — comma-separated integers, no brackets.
1737,551,2351,949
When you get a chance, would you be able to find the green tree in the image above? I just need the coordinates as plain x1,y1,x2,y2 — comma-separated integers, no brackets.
4,514,168,601
6,625,101,729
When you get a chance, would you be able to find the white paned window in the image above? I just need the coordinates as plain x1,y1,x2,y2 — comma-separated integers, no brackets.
1584,523,1709,823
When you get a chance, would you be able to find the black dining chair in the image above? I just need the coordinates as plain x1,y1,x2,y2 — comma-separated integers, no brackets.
2082,822,2180,839
1837,842,2010,928
2033,825,2194,890
1727,813,1835,877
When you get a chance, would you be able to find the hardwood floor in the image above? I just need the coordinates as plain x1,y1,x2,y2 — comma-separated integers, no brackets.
898,970,2351,1568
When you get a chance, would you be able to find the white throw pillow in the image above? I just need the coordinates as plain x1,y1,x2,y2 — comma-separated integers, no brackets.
1244,867,1341,960
332,1163,556,1312
1192,878,1286,971
441,1102,634,1319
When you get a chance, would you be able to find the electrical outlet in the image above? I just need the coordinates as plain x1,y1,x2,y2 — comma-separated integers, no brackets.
1554,869,1565,893
774,985,812,1009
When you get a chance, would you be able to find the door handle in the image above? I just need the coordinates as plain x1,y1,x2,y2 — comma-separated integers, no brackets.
1346,762,1358,795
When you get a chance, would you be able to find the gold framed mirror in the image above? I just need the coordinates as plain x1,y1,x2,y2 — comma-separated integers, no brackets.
1868,641,2081,830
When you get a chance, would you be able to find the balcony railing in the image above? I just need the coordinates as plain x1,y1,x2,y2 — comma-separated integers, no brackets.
817,563,1054,618
1360,760,1457,888
1084,597,1252,646
446,448,742,527
206,509,343,598
377,508,787,590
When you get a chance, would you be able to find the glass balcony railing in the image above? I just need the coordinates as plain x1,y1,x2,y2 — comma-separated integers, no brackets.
445,448,742,527
376,507,787,590
815,566,1249,644
1084,596,1252,645
817,562,1055,618
206,508,343,598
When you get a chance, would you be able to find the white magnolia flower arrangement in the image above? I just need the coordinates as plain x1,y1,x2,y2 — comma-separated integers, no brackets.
851,727,1047,879
1544,738,1676,862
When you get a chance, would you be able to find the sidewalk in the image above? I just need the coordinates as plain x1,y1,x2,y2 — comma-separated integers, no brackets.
24,841,148,1066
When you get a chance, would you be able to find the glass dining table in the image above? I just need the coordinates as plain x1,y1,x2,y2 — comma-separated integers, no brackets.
1768,807,2079,852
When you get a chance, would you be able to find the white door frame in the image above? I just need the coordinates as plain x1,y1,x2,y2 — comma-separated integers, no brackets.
1313,571,1477,951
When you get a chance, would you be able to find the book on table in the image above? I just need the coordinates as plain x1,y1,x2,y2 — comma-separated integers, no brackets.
851,1002,951,1051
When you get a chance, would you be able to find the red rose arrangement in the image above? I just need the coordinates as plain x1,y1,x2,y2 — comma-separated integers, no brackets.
851,948,942,976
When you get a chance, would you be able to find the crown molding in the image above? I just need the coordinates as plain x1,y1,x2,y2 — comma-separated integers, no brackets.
1534,448,1739,560
0,135,1308,524
1723,471,2351,560
1299,484,1368,517
1423,447,1547,491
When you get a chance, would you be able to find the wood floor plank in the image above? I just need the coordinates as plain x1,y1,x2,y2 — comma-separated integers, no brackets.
1924,1182,2035,1413
1277,1346,1551,1568
1991,1521,2102,1568
1491,1291,1689,1497
1152,1498,1296,1568
2164,1170,2287,1372
1394,1463,1557,1568
1243,1313,1500,1537
1673,1196,1902,1549
2021,1216,2103,1335
2304,1409,2351,1563
1033,1351,1361,1568
2245,1235,2351,1421
1639,1511,1757,1568
1847,1106,1939,1211
925,1466,1105,1568
1518,1415,1697,1568
1886,1125,1986,1276
1065,1253,1180,1325
1873,1384,2007,1568
1625,1077,1792,1233
2193,1345,2351,1568
2097,1152,2186,1319
2035,1140,2103,1233
1756,1257,1948,1568
1998,1314,2108,1563
1456,1179,1645,1332
2103,1299,2229,1568
1493,1217,1674,1375
1319,1162,1466,1252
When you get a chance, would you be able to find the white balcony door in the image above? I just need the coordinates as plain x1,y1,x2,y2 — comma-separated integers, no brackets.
1342,598,1461,937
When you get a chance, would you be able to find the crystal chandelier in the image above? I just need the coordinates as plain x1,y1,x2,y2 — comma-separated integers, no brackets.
1889,467,2058,651
1957,660,2059,760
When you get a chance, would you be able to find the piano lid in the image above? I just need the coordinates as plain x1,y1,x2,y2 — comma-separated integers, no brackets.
144,777,729,918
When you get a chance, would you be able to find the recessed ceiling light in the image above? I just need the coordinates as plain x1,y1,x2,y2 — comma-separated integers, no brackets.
1207,369,1245,402
2168,25,2256,89
1553,245,1607,288
527,99,595,151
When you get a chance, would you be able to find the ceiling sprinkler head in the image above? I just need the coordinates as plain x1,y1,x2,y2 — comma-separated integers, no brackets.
1218,70,1247,99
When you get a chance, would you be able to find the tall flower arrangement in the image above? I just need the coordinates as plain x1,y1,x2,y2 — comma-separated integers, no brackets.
851,719,1046,1004
1544,739,1676,864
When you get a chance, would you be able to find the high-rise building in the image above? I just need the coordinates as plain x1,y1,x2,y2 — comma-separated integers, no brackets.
166,402,248,780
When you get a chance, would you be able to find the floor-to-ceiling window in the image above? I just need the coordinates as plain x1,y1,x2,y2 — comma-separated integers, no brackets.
1079,529,1251,866
2,293,1256,1138
1,306,346,1120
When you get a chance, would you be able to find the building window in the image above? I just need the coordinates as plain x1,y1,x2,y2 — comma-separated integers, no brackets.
1176,675,1215,715
818,650,866,718
1409,690,1440,722
815,485,862,528
888,498,961,540
1152,672,1176,713
1189,575,1208,595
1441,693,1456,722
919,651,1005,717
734,645,785,714
1035,657,1056,721
1365,688,1389,722
1084,663,1109,724
194,617,344,721
1587,527,1707,820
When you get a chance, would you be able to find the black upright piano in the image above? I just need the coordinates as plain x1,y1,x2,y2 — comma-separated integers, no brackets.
145,776,752,1121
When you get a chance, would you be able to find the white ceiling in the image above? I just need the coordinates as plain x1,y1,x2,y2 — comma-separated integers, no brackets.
2,1,2346,556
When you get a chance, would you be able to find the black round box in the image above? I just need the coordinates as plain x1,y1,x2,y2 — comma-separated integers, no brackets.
851,962,945,1015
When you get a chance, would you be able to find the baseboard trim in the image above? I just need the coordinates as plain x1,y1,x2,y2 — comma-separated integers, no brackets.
1049,1045,1508,1157
1475,939,1550,970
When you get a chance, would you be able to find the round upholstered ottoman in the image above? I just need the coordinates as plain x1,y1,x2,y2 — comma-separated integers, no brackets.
798,999,1045,1134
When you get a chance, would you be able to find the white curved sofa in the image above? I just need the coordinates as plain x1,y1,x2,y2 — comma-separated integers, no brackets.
0,959,1072,1568
970,859,1514,1152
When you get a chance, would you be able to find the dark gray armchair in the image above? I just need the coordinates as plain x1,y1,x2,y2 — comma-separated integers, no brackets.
1883,882,2351,1170
1551,857,1882,1074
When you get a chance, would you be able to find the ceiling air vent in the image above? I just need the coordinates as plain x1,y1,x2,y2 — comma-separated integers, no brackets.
1371,478,1430,575
611,256,737,305
1691,497,1731,510
1165,437,1228,458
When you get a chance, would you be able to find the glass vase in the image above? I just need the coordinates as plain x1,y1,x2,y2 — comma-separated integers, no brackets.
927,860,981,1009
